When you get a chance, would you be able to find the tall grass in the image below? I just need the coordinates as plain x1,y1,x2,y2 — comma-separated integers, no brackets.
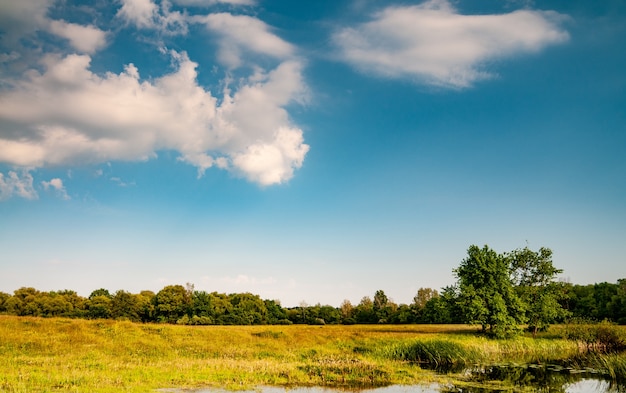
380,335,579,370
0,316,442,392
593,353,626,381
380,340,480,368
1,316,623,392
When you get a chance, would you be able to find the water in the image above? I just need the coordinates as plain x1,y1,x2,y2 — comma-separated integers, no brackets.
160,365,626,393
161,379,623,393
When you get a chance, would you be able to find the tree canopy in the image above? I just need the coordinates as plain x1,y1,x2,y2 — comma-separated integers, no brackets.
0,244,624,333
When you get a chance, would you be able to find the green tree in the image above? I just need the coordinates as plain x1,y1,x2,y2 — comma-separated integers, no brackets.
86,295,113,319
154,285,191,323
608,279,626,324
111,290,141,321
209,292,233,324
454,245,525,337
318,305,341,324
509,246,568,335
0,291,10,313
389,304,415,323
42,292,73,317
264,299,288,324
89,288,112,299
373,290,391,323
354,296,376,323
8,287,43,316
411,288,439,322
413,288,439,309
228,292,267,325
191,290,213,320
420,297,441,323
137,290,156,322
593,282,618,320
565,283,596,319
57,290,86,317
339,299,355,324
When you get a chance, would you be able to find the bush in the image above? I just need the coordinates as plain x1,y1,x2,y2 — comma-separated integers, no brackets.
563,319,626,352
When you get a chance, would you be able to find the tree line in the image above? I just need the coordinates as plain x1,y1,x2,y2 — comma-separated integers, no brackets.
1,245,624,334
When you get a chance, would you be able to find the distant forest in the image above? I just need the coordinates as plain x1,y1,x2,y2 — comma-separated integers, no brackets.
1,280,624,326
1,246,625,328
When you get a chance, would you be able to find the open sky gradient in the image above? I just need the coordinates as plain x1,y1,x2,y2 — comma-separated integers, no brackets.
1,0,625,307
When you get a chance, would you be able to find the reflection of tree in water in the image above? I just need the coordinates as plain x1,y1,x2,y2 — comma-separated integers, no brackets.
438,365,626,393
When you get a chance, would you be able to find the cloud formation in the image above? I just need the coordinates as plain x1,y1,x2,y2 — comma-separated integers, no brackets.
0,0,309,191
0,0,107,53
0,51,308,186
0,171,37,201
48,20,108,54
333,0,569,88
194,13,294,68
117,0,187,34
41,177,70,200
172,0,256,6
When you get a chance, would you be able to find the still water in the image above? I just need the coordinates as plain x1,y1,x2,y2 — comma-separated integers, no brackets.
162,380,619,393
161,365,626,393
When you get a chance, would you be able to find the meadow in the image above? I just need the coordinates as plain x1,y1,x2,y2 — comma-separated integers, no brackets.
1,315,625,392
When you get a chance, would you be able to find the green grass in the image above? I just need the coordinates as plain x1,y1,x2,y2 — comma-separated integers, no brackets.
0,316,623,392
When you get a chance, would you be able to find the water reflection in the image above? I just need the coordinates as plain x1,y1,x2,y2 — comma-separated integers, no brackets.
161,366,625,393
162,379,623,393
457,364,625,393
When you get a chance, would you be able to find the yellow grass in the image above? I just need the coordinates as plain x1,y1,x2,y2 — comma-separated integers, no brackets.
0,316,582,392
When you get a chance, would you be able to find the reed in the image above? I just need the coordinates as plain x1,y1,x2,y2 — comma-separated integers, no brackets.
380,339,480,368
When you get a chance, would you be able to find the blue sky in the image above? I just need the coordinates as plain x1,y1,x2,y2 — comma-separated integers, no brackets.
1,0,624,307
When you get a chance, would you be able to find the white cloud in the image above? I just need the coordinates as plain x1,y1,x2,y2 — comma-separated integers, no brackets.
194,13,294,68
117,0,187,34
0,0,53,43
41,177,70,200
0,51,308,186
110,177,135,187
0,0,107,57
0,170,38,200
48,20,107,54
333,0,569,88
117,0,159,29
172,0,255,6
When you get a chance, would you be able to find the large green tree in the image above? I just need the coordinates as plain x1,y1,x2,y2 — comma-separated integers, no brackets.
508,246,568,336
454,245,526,337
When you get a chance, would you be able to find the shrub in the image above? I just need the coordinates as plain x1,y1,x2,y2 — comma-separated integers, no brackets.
563,319,626,352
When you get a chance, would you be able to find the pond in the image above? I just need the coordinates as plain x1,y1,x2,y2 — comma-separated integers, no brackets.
162,380,621,393
161,364,626,393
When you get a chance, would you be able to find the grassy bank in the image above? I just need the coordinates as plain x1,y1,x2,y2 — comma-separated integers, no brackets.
0,316,622,392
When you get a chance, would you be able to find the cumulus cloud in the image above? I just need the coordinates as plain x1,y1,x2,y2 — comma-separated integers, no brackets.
0,0,53,42
0,51,308,186
117,0,187,34
48,20,107,54
41,177,70,200
172,0,255,6
333,0,569,88
0,1,309,190
194,13,295,68
0,170,38,200
0,0,107,59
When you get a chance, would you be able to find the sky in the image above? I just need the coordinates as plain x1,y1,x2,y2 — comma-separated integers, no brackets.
0,0,625,308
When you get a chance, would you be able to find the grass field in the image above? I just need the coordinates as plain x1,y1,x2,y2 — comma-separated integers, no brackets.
0,315,622,392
